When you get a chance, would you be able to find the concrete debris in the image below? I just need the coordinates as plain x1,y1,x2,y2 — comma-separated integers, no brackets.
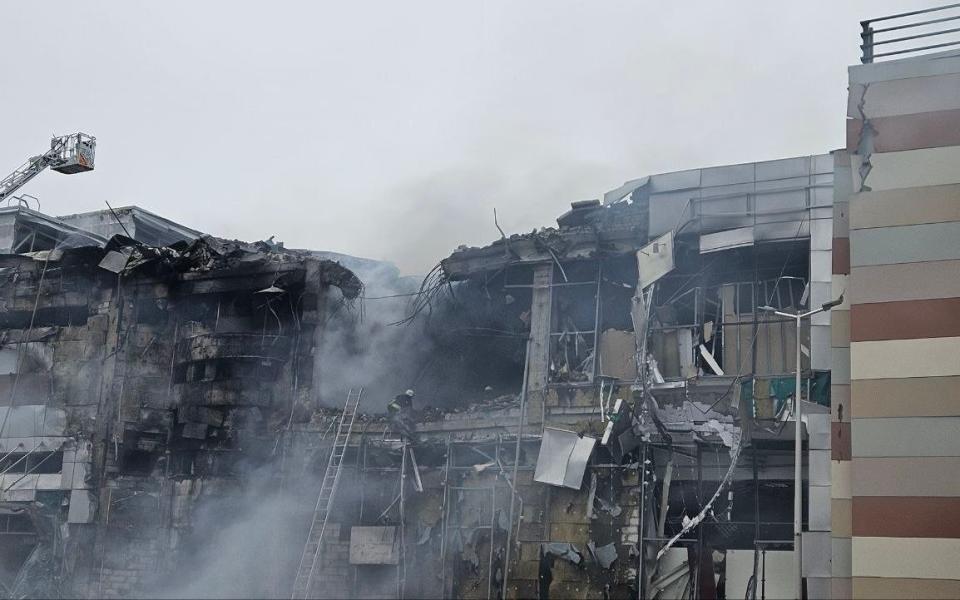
587,541,618,570
543,542,582,565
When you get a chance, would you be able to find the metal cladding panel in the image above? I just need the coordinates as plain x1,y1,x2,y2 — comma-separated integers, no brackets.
810,218,833,250
810,325,831,371
864,146,960,191
534,427,596,489
754,189,807,215
648,168,701,193
699,182,756,201
848,73,960,119
849,49,960,85
754,220,809,241
809,281,832,326
700,163,756,187
849,261,960,304
809,485,832,531
852,537,960,580
810,250,832,282
809,449,831,486
850,184,960,230
850,298,960,341
637,231,674,288
813,154,834,175
852,457,960,497
563,436,596,488
850,337,960,380
849,222,960,267
755,156,813,181
699,227,754,254
648,191,694,237
852,497,960,538
754,175,810,192
726,550,796,600
852,577,960,599
802,531,832,577
852,377,960,418
852,417,960,457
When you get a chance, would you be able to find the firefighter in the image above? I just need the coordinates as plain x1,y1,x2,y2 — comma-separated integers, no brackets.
387,389,417,442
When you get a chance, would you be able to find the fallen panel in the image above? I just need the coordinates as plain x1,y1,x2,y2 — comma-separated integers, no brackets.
350,526,399,565
699,226,754,254
637,231,674,289
534,427,597,489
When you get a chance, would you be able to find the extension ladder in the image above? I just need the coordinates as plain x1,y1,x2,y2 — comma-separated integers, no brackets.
290,388,363,599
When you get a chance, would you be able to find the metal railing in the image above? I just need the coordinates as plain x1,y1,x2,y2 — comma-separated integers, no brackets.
861,3,960,63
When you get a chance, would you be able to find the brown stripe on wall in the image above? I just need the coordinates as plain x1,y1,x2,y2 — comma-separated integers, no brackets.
852,376,960,418
850,297,960,341
832,422,852,461
853,497,960,538
868,109,960,153
833,237,849,274
853,577,960,599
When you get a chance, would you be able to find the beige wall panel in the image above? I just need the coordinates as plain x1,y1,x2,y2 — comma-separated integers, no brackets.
853,377,960,418
851,457,960,496
863,146,960,191
852,536,960,579
850,337,960,380
849,260,960,304
853,577,960,599
849,50,960,85
850,184,960,230
831,309,850,347
832,460,851,499
847,73,960,118
852,417,960,457
832,498,852,537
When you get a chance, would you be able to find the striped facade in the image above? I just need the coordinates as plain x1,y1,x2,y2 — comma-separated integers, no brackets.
839,50,960,599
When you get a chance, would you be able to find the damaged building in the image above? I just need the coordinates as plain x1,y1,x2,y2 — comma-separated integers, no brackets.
1,5,959,600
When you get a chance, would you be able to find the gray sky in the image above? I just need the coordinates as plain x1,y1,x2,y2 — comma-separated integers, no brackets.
2,1,932,274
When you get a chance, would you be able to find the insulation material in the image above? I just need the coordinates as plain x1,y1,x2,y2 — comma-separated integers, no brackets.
598,329,638,380
349,526,399,565
534,427,597,489
637,231,674,289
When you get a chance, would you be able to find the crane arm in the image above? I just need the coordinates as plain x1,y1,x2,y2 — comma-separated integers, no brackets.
0,134,95,205
0,150,60,204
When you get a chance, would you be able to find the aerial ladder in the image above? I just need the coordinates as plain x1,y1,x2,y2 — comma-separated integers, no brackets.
291,388,363,599
0,133,96,205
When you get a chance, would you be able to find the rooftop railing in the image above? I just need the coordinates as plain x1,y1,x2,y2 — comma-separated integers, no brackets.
861,3,960,63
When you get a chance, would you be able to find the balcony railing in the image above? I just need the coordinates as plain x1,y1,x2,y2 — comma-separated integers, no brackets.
861,3,960,63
